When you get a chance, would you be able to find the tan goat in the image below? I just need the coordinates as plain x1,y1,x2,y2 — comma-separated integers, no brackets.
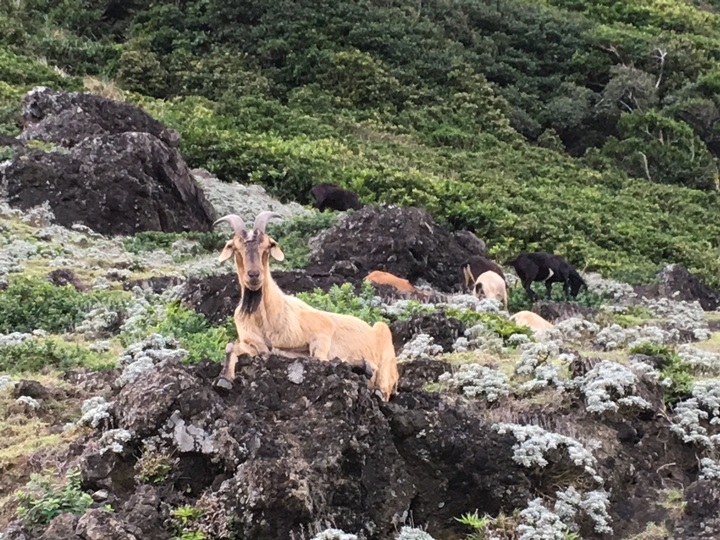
509,311,554,332
473,270,508,309
365,270,418,293
214,211,400,401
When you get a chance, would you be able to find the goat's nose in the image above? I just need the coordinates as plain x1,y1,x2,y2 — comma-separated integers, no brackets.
247,270,260,279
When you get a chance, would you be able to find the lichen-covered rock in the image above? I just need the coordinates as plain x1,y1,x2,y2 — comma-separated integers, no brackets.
389,310,465,353
307,205,478,292
191,167,310,222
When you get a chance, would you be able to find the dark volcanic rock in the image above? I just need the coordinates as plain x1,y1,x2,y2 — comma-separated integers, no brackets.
307,205,478,292
532,300,597,323
181,271,362,324
65,357,538,540
452,229,486,256
19,86,178,148
5,132,215,236
390,310,466,353
676,479,720,539
13,380,50,400
634,264,720,311
38,513,80,540
47,269,85,291
3,87,215,236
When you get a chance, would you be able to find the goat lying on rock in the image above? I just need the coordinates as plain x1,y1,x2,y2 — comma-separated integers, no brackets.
473,271,508,309
504,252,587,302
215,211,399,401
460,256,505,292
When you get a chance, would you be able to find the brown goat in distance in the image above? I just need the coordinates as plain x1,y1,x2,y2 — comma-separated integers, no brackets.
214,211,399,401
365,270,420,293
310,182,363,212
460,255,506,292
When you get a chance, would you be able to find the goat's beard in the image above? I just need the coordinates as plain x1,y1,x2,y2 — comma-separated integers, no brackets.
240,287,263,315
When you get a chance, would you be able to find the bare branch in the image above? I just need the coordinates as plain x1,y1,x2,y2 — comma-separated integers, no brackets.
654,48,668,89
639,152,652,182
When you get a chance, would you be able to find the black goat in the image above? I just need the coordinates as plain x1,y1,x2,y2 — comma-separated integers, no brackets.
504,252,587,301
310,182,363,212
459,256,506,292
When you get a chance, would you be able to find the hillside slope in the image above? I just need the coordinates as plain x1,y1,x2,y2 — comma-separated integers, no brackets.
1,0,719,284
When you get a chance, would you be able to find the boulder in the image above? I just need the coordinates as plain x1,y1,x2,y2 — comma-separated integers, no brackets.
2,87,215,236
4,133,215,236
307,205,477,292
389,310,466,353
18,86,178,148
657,265,720,311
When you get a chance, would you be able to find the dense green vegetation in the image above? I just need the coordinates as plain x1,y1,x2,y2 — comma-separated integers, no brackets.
1,0,720,285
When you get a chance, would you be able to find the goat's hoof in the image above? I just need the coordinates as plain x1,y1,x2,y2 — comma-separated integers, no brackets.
215,377,234,390
373,388,385,400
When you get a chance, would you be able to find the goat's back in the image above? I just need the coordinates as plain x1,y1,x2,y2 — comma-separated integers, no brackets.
310,182,362,211
510,310,554,331
366,270,417,293
460,255,505,290
473,270,507,306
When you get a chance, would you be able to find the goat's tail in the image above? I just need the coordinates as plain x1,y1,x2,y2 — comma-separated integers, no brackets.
371,321,400,400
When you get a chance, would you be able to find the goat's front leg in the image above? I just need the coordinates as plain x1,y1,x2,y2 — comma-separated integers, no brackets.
545,281,553,300
523,280,537,302
309,335,333,361
216,338,269,390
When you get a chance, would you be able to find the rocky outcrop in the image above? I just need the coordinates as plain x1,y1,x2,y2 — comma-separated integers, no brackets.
307,205,479,292
18,86,178,148
634,265,720,311
0,353,709,540
389,310,466,353
2,87,216,236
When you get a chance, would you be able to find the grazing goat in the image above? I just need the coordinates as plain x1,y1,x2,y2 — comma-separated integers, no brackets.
504,252,587,302
214,211,399,401
365,270,418,293
310,182,363,212
473,270,508,309
460,255,505,293
510,311,554,332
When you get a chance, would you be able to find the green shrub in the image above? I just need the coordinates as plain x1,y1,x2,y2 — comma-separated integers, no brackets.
506,283,608,313
150,302,235,364
15,469,93,528
266,211,338,269
0,278,132,335
122,231,226,255
629,343,692,405
0,278,91,334
297,282,385,325
0,338,113,373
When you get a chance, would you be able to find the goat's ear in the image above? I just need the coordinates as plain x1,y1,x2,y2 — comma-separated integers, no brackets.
270,242,285,262
218,241,234,263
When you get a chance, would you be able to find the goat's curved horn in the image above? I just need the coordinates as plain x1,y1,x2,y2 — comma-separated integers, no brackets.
213,214,247,236
253,211,283,234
